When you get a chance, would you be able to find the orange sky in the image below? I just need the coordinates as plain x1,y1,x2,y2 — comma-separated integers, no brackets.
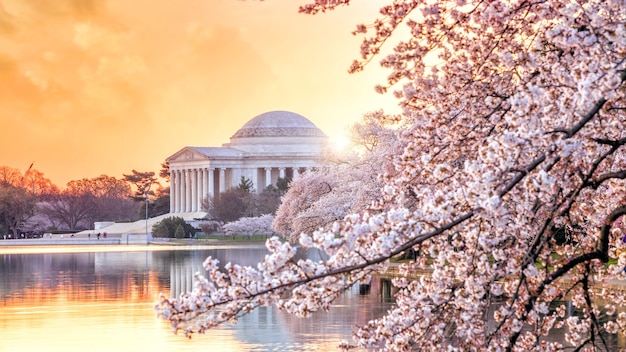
0,0,399,187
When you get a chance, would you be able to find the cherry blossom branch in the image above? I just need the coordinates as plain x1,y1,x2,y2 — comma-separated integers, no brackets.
585,169,626,189
581,262,610,350
507,206,626,350
162,82,618,339
298,0,350,15
156,2,626,349
500,80,624,348
559,136,625,218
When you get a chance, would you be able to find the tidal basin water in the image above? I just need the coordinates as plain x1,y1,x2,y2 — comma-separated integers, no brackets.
0,245,393,352
3,245,625,351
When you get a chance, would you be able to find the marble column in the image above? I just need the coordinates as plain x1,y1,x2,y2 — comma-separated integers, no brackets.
201,168,208,210
177,170,184,213
208,168,215,199
251,169,258,192
279,167,285,179
185,169,192,212
265,167,272,187
173,170,179,213
219,168,226,193
191,169,198,212
170,170,175,213
293,167,299,179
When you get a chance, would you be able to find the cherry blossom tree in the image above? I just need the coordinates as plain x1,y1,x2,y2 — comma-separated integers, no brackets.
273,110,402,243
223,214,276,238
156,1,626,350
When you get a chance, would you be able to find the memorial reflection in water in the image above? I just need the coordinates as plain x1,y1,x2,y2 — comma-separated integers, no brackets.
0,246,393,352
1,246,624,351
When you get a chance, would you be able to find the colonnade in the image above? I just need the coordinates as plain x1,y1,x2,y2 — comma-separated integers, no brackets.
170,166,313,213
170,168,214,213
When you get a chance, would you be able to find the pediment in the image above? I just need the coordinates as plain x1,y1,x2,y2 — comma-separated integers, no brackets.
166,147,208,162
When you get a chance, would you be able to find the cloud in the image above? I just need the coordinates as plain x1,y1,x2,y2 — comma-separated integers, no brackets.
0,0,399,186
0,54,43,102
0,0,278,185
13,0,106,19
0,3,15,34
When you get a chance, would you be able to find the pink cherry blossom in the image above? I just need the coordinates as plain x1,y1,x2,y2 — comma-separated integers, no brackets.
156,0,626,350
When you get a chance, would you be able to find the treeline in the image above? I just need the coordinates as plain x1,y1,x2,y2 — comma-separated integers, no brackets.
0,165,170,238
0,163,291,239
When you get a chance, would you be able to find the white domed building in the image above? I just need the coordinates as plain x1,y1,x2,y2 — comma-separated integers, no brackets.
167,111,328,214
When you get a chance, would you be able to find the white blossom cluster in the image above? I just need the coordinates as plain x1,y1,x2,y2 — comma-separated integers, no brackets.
222,214,276,237
156,0,626,350
273,111,404,243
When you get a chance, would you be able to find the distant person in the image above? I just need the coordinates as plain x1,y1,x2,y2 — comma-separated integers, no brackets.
97,233,100,240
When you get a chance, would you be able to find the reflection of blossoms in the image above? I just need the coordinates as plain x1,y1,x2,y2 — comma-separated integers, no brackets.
156,0,626,350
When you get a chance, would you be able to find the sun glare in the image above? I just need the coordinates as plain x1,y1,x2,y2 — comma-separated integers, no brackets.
329,135,350,153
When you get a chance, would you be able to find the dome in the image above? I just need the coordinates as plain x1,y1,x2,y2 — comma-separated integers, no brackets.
231,110,327,138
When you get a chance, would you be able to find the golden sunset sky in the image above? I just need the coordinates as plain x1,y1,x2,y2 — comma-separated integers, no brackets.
0,0,400,187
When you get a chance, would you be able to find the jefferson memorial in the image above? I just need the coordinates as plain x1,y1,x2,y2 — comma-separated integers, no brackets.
167,110,328,213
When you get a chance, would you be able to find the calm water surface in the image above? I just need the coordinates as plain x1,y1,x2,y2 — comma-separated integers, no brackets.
0,245,392,352
2,245,624,351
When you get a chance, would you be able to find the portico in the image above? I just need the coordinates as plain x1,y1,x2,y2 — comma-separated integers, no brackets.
166,111,328,214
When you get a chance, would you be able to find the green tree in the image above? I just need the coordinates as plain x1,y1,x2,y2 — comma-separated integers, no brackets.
159,162,170,182
148,185,170,218
275,177,291,192
174,224,185,239
237,176,254,193
123,170,158,201
152,216,194,238
124,170,160,222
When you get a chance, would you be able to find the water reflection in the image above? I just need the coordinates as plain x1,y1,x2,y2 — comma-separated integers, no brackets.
0,246,392,351
3,246,622,351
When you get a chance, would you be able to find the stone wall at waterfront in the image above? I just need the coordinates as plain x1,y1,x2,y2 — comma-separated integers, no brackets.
0,238,120,246
1,233,152,246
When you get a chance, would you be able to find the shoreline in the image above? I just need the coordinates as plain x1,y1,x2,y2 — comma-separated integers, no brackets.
0,237,268,253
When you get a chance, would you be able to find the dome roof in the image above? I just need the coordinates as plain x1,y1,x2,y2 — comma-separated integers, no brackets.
231,110,326,138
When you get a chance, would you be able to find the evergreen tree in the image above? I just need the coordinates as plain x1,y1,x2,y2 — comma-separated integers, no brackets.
174,224,185,239
237,176,254,193
152,216,194,238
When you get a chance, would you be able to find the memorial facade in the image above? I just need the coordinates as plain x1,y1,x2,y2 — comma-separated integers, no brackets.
166,110,328,213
